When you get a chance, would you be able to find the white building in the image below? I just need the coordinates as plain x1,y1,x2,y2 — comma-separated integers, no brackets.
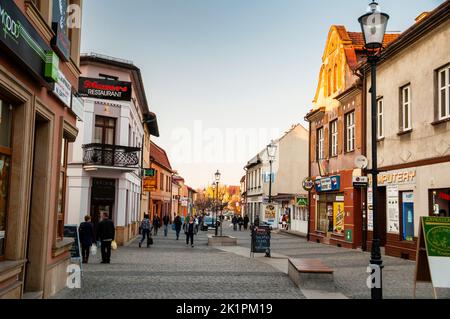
67,53,158,245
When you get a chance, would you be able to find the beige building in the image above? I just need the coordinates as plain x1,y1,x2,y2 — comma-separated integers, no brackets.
364,2,450,260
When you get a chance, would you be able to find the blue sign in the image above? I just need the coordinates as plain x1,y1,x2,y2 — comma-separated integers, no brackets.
315,176,340,192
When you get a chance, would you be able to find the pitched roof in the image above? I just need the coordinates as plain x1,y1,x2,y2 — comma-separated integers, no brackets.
150,141,172,172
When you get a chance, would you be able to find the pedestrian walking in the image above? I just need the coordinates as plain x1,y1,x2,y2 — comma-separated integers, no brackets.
254,216,260,227
232,215,238,231
183,216,197,248
79,215,95,264
174,214,183,240
96,212,115,264
243,214,249,230
153,215,160,236
194,215,199,233
238,216,244,231
139,214,153,248
163,214,170,237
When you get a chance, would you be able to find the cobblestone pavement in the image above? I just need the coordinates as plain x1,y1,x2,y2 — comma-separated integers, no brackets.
54,225,305,299
221,223,450,299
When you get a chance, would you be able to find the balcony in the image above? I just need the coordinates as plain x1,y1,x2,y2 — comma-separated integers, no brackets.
82,144,141,170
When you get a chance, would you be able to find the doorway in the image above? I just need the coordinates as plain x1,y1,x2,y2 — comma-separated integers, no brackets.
24,114,51,295
90,178,115,227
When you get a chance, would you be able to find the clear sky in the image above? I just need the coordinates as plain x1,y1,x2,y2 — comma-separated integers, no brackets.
81,0,443,188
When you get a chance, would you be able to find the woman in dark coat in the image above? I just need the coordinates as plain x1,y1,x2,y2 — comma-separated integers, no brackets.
79,215,95,264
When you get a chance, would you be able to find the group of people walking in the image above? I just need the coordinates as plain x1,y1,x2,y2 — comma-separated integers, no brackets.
231,214,250,231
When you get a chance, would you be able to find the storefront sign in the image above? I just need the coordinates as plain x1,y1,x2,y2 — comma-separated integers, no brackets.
51,0,70,61
0,0,55,83
415,217,450,296
53,70,71,107
251,226,271,254
302,177,315,191
71,94,84,121
143,176,157,192
315,176,340,192
387,185,400,234
264,204,276,220
353,176,368,188
78,77,133,101
378,169,416,186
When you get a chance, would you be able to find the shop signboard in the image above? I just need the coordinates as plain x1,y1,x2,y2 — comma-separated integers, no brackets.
353,176,368,188
387,185,400,234
63,225,82,270
367,186,373,231
51,0,70,61
251,226,271,255
78,77,133,101
415,217,450,298
264,204,276,220
53,69,72,107
315,176,340,192
302,178,314,192
71,94,84,121
143,176,157,192
0,0,56,83
296,197,308,206
378,169,416,186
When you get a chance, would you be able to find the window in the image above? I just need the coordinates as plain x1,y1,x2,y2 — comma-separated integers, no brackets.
377,99,384,139
57,138,69,240
94,116,116,145
401,85,412,131
99,73,119,81
160,173,164,190
401,192,414,241
438,66,450,120
327,69,332,96
316,128,324,160
0,100,12,258
333,64,338,93
330,120,338,157
345,112,355,152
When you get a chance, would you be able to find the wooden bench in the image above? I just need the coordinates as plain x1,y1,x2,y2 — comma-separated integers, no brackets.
288,258,336,291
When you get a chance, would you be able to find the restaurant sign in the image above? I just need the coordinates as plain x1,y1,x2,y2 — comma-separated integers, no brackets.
315,176,340,192
0,0,56,83
78,77,133,101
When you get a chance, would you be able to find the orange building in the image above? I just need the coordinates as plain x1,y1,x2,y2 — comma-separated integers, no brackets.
305,26,398,249
149,142,173,220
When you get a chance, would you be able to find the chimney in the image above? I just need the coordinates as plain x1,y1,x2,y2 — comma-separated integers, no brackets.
415,12,430,23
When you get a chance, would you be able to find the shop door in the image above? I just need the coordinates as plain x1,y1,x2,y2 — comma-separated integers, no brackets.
90,178,115,227
377,188,387,247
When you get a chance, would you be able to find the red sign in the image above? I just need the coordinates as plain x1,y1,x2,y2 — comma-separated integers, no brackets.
78,77,132,101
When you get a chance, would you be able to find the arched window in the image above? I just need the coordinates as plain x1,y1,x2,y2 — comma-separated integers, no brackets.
327,69,332,96
334,64,338,93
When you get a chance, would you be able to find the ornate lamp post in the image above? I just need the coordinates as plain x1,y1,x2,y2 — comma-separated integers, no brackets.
215,170,221,236
266,141,277,204
358,1,389,300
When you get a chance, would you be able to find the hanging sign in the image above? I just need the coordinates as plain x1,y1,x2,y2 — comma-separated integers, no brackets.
315,176,340,192
51,0,70,61
302,177,315,192
387,185,400,234
53,69,72,107
78,77,133,101
414,217,450,299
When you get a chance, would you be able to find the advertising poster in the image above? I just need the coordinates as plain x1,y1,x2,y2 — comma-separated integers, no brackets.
387,185,400,234
402,192,414,241
333,202,345,234
367,186,373,231
264,204,276,220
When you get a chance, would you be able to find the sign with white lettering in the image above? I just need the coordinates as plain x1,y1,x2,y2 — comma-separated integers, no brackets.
78,77,132,101
53,70,71,107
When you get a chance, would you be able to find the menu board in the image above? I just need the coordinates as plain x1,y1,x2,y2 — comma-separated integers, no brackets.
64,225,82,262
252,226,271,254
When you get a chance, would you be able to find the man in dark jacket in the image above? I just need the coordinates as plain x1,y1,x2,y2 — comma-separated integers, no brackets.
232,215,238,231
238,216,244,231
96,212,115,264
163,214,170,237
79,215,95,264
174,215,182,240
243,215,250,230
153,215,160,236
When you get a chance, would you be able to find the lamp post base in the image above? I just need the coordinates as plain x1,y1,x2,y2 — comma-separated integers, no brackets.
369,238,383,299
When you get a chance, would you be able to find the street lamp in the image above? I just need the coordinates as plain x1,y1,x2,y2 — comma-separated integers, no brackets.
215,170,221,236
358,0,389,300
266,141,277,204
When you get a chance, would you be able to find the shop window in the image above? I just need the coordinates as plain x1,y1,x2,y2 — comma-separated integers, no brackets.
401,192,414,242
57,138,69,241
0,100,12,259
317,202,328,233
430,189,450,217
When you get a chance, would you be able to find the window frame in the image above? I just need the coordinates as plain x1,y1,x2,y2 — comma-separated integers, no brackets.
438,66,450,121
330,120,338,157
94,115,116,145
345,111,355,153
56,137,69,241
401,85,412,131
377,98,384,139
317,127,324,160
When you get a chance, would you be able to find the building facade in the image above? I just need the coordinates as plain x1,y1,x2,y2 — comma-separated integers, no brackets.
149,141,173,221
305,26,398,249
363,3,450,260
171,179,181,220
67,53,157,246
245,152,264,224
0,0,83,298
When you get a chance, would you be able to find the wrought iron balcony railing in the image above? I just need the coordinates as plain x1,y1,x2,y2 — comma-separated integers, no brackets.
83,143,141,168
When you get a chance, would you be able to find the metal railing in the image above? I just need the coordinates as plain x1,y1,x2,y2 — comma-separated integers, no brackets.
82,143,141,168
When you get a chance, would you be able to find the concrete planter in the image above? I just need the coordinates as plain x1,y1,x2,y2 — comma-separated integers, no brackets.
207,235,237,246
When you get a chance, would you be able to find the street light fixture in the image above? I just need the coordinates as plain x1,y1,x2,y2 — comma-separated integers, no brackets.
215,170,221,236
358,0,389,300
266,141,277,204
